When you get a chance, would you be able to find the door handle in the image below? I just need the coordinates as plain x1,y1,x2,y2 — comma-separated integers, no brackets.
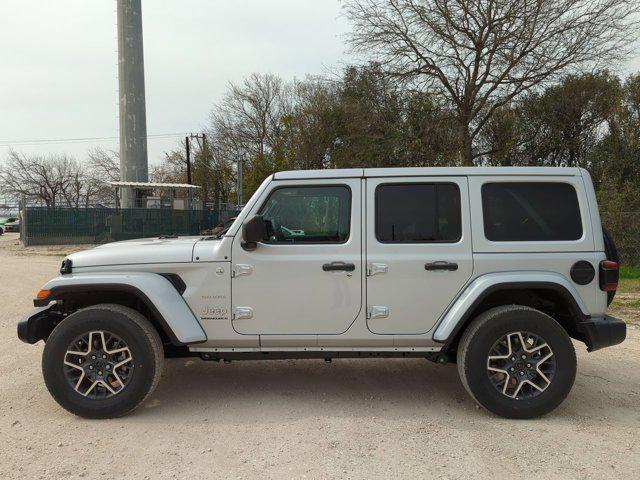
233,264,253,277
322,262,356,272
367,305,389,320
367,263,388,276
425,261,458,271
233,306,254,320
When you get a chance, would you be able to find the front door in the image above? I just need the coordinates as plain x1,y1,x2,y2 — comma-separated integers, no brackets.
365,177,473,335
231,179,362,335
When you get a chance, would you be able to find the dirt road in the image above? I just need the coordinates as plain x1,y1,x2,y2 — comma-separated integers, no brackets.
1,232,639,479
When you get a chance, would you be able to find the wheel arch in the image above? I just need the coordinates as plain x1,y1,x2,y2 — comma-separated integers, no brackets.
48,284,184,346
33,273,207,346
433,273,590,354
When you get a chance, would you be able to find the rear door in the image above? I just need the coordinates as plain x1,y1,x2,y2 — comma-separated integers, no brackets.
365,177,473,334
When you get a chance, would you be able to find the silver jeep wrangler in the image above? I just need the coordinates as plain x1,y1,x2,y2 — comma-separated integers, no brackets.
18,167,625,419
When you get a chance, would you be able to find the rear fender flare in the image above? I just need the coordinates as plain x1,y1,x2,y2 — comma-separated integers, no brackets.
433,272,589,344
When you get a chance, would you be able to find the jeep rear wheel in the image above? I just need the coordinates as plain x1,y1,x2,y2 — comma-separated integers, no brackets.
457,305,576,419
42,304,163,418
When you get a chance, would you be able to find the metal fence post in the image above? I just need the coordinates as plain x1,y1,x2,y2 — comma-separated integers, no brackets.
20,200,28,246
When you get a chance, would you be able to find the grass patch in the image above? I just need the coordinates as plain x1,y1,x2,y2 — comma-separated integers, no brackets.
617,278,640,294
610,290,640,326
613,297,640,308
620,266,640,279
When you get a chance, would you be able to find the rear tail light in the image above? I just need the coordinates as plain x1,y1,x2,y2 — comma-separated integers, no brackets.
599,260,619,292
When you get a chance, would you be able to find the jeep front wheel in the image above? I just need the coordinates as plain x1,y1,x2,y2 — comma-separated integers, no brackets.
457,305,576,419
42,304,163,418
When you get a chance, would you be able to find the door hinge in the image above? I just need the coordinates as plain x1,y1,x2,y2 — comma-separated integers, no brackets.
232,264,254,278
367,305,389,320
232,306,254,320
367,263,388,276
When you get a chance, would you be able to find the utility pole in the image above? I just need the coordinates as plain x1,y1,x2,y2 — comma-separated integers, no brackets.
237,156,243,207
200,134,208,205
185,133,206,186
117,0,149,208
185,136,192,185
185,133,208,209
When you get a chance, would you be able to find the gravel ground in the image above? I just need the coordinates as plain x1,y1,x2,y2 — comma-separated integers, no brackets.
1,232,639,479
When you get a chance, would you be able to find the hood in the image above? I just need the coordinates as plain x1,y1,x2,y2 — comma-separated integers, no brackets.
68,236,205,268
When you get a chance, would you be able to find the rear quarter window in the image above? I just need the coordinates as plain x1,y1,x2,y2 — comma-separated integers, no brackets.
481,182,582,242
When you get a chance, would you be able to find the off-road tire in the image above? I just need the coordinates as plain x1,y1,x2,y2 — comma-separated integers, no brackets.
42,304,164,419
457,305,576,419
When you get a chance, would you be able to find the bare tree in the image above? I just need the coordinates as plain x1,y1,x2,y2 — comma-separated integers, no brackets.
86,148,120,205
0,150,70,206
208,73,293,196
345,0,640,165
0,149,119,208
210,73,291,160
87,148,120,182
150,149,186,184
58,157,83,207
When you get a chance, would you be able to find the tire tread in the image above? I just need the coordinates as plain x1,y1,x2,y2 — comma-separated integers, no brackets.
87,304,164,417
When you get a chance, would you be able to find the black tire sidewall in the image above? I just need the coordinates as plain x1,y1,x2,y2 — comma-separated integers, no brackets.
463,309,576,419
42,307,159,418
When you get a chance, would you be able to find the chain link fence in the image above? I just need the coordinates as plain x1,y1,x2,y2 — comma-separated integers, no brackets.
601,211,640,267
17,206,640,265
20,207,239,246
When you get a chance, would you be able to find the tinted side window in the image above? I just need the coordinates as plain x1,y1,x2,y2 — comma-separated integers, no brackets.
259,186,351,243
482,182,582,241
376,183,461,243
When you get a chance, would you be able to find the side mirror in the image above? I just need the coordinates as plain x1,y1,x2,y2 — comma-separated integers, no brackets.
242,215,267,251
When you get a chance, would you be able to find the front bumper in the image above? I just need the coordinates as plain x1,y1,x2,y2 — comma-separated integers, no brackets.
17,305,62,344
578,315,626,352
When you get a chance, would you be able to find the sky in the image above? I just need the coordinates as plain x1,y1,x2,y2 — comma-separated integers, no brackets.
0,0,353,166
1,1,639,168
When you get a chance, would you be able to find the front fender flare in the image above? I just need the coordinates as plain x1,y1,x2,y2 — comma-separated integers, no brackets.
36,272,207,345
433,272,590,344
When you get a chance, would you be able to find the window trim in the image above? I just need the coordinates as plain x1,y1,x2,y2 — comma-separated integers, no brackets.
480,181,584,243
374,182,463,244
256,184,353,245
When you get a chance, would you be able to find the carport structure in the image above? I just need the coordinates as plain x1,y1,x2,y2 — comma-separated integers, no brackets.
110,181,201,210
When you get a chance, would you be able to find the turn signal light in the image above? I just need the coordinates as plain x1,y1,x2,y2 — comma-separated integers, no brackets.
36,289,52,300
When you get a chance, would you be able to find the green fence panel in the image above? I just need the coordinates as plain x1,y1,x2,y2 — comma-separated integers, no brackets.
23,207,239,245
22,207,640,265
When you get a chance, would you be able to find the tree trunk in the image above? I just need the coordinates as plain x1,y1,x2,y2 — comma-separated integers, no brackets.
458,122,474,166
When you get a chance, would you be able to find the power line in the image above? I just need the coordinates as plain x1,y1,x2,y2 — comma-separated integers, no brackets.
0,133,189,147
